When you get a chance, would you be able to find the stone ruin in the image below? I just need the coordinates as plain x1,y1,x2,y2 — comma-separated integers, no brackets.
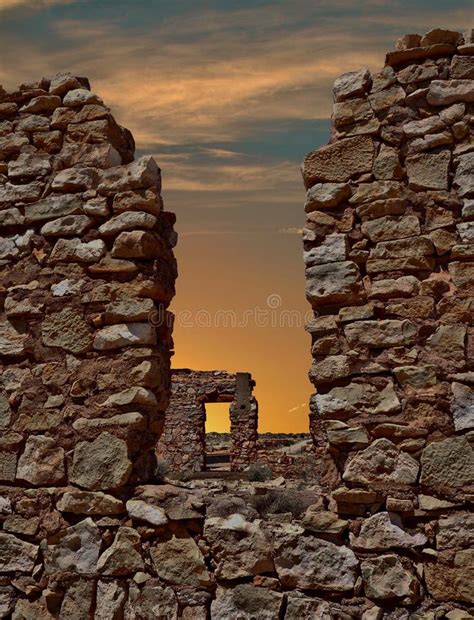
302,27,473,610
0,25,472,620
0,74,181,617
156,369,258,472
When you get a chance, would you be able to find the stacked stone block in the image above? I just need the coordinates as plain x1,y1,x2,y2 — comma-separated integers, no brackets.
303,28,473,610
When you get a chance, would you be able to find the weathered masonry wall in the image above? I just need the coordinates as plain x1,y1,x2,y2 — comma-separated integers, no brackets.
0,74,179,616
157,369,258,471
302,28,473,610
0,27,473,620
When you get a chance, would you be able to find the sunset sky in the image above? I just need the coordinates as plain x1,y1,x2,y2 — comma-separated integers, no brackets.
0,0,471,431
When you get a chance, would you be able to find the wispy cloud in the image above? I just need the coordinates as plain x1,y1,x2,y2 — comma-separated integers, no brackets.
0,2,468,149
0,1,469,198
0,0,74,11
0,7,383,147
179,230,239,237
279,228,303,235
157,157,298,193
288,403,307,413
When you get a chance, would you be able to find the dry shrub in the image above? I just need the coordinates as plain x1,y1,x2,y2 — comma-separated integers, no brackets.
247,462,273,482
252,489,309,518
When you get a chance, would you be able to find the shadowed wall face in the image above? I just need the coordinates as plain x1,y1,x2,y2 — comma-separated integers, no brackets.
302,27,474,606
0,74,177,489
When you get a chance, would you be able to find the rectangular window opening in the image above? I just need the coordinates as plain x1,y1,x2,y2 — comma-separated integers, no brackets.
205,403,231,472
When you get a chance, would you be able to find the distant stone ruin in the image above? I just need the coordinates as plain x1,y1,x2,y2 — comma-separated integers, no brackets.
157,369,258,472
303,27,473,609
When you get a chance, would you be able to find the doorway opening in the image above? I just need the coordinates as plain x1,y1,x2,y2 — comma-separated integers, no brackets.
205,403,231,471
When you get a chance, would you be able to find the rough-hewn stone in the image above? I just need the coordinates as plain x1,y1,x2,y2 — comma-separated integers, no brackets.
0,533,38,573
0,27,472,619
149,535,211,587
57,490,125,515
43,518,101,574
41,308,93,354
302,136,375,186
350,512,427,550
273,523,358,591
97,527,144,575
70,432,132,490
204,514,273,579
427,79,474,105
361,555,420,602
333,67,371,101
343,439,420,487
420,437,473,489
16,435,65,485
306,261,364,306
406,150,451,190
211,585,283,620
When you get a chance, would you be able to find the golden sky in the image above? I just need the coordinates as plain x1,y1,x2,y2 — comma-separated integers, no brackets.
0,0,471,431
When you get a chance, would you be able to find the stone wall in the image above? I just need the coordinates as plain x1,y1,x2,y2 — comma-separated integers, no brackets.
302,27,473,609
156,369,258,472
0,74,180,616
1,26,473,619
